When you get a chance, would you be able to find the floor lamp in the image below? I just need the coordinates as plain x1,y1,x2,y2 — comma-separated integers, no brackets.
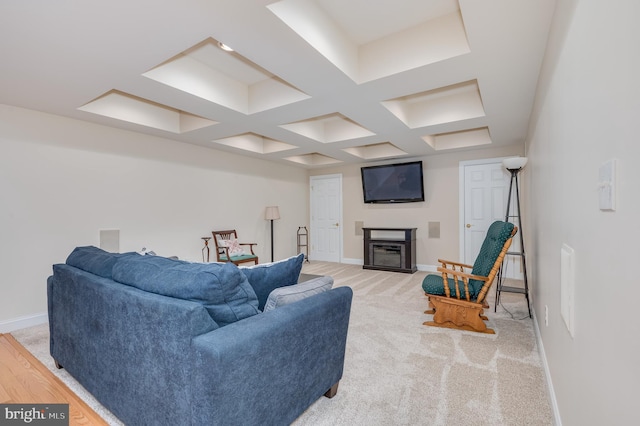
265,206,280,262
495,157,531,317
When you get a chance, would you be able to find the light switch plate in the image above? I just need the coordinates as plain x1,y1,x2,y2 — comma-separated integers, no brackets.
598,159,616,211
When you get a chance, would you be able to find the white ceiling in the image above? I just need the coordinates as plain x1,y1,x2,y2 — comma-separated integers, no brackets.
0,0,556,167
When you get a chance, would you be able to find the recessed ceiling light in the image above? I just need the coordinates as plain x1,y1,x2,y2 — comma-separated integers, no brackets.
218,41,234,52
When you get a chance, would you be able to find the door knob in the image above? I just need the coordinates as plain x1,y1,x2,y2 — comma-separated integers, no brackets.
334,223,339,227
466,224,471,228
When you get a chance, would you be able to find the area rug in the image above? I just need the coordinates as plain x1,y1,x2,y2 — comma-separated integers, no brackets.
12,262,553,425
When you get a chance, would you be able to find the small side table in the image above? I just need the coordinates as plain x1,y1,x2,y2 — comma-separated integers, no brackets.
201,237,211,262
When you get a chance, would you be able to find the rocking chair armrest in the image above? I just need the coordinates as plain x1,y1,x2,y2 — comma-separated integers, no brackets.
437,267,489,282
437,259,474,270
437,266,490,300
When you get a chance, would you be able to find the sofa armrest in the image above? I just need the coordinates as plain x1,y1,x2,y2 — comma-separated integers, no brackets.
190,286,353,426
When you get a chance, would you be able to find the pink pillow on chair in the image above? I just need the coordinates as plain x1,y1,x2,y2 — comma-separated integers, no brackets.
220,238,244,256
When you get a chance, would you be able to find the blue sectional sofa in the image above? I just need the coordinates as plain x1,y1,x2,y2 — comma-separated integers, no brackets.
47,247,353,425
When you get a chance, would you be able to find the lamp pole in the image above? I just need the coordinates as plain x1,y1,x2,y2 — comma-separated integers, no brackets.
495,158,531,318
265,206,280,262
269,218,275,262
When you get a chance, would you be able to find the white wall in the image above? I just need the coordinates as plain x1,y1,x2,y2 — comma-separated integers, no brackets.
310,145,523,267
0,105,308,329
526,1,640,424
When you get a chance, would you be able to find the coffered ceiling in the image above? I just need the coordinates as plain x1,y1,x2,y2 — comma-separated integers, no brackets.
0,0,556,167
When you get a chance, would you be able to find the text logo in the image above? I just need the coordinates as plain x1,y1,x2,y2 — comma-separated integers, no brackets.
1,404,68,425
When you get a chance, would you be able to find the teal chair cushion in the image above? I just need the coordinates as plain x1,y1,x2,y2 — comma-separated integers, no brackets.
470,221,515,278
422,274,484,299
421,221,515,299
219,253,257,262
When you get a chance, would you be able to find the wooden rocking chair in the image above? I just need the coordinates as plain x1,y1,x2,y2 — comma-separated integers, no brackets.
421,221,517,334
212,230,259,266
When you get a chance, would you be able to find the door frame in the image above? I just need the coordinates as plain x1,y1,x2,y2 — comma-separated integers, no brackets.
458,157,511,261
309,174,343,262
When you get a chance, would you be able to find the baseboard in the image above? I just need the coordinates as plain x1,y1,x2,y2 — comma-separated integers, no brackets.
0,312,48,333
532,308,563,426
341,257,363,265
416,264,437,273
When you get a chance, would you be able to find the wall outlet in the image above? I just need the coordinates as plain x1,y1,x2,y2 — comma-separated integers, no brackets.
545,305,549,326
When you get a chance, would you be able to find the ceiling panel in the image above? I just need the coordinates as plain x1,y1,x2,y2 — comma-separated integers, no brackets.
0,0,556,168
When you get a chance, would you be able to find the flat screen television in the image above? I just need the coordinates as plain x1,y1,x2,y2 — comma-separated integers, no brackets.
361,161,424,204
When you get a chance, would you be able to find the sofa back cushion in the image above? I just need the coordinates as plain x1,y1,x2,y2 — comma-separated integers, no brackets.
112,255,260,327
66,246,135,279
240,253,304,311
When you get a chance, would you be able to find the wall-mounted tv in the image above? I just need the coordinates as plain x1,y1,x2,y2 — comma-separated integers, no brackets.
361,160,424,204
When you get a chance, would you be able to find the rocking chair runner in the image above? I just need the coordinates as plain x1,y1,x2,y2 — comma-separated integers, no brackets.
212,230,259,266
421,221,517,334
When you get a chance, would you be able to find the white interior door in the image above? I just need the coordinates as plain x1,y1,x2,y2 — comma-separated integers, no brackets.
310,174,342,262
460,160,523,279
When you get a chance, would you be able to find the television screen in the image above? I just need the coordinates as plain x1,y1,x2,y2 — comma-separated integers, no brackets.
361,161,424,204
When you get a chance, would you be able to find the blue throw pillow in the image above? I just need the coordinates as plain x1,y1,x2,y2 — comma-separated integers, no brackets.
240,253,305,311
112,255,260,327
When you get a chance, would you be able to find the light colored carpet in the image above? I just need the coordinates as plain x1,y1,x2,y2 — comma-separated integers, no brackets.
12,262,553,426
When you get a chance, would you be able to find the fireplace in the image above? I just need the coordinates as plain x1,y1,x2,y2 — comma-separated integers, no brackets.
371,243,404,269
363,228,417,273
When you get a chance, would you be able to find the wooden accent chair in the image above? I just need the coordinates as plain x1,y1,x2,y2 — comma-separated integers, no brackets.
211,230,258,266
421,221,517,334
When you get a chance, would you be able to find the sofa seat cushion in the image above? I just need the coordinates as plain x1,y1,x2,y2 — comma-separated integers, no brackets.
263,276,334,312
240,253,304,311
66,246,135,279
112,255,259,327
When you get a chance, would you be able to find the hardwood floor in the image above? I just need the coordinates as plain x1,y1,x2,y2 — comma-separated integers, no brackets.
0,333,108,425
